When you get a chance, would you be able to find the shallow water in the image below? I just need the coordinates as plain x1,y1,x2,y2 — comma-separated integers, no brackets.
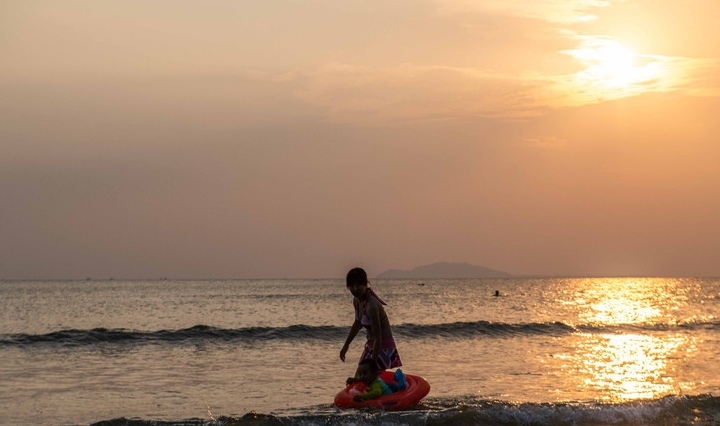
1,277,719,425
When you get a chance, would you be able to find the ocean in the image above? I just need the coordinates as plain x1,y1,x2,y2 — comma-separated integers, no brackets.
1,277,719,426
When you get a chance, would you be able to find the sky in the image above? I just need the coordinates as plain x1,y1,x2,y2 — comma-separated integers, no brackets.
2,0,720,279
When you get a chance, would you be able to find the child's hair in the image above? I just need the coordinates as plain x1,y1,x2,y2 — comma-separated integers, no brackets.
358,358,380,373
346,267,368,287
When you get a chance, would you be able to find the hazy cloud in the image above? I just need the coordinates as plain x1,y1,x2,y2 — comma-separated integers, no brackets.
295,64,557,123
433,0,617,23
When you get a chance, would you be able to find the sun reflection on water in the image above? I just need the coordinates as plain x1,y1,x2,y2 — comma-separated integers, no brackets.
575,278,683,326
574,333,690,401
560,278,696,402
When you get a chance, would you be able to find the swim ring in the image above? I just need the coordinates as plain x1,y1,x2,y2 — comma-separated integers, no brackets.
334,371,430,410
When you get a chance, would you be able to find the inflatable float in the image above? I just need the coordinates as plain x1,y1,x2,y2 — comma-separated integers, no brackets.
334,371,430,410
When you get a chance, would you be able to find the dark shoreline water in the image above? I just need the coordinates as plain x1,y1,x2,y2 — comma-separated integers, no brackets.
87,394,720,426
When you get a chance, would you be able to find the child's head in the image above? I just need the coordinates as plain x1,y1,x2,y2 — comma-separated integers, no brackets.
357,359,380,385
346,267,369,297
346,267,368,287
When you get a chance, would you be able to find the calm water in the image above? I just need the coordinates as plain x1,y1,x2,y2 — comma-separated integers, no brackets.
1,277,719,426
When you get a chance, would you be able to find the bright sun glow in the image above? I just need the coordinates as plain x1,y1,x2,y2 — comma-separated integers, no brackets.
580,41,636,87
564,38,665,100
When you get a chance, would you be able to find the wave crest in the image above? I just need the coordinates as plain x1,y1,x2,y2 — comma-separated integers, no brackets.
3,319,719,348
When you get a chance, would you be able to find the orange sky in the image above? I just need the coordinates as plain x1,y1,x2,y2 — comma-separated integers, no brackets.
2,0,719,278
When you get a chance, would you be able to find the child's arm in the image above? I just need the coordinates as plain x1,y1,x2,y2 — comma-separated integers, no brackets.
352,379,385,401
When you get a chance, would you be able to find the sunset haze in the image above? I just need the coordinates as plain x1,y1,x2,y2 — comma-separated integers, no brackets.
2,0,719,279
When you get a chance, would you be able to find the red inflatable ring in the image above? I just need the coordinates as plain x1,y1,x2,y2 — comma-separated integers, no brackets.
334,371,430,410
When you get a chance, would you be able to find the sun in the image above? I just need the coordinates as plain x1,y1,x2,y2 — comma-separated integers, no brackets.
589,42,635,87
564,38,664,99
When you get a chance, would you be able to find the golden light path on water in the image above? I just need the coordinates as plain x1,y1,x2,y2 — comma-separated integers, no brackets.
556,278,697,402
575,332,691,401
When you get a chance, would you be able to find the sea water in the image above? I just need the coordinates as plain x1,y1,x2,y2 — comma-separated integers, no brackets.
1,277,719,426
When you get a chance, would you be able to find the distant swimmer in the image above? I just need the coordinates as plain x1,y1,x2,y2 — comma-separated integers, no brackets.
494,290,500,297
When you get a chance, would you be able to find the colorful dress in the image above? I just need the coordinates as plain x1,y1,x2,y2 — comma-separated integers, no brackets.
355,289,402,370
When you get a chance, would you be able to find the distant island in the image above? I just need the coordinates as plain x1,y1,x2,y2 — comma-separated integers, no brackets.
376,262,514,279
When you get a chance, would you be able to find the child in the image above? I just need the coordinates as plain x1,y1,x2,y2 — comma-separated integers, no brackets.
349,359,407,402
340,267,402,377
